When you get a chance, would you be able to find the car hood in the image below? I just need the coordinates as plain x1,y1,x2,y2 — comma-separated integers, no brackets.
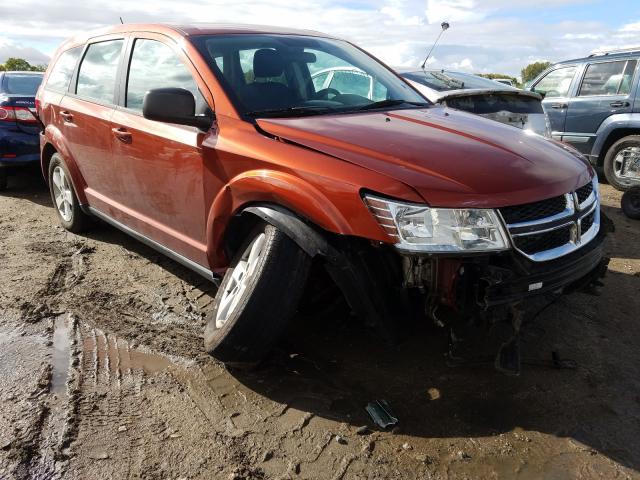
257,106,592,208
434,88,542,102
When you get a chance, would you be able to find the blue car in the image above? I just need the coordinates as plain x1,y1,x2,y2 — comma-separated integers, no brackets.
0,71,44,190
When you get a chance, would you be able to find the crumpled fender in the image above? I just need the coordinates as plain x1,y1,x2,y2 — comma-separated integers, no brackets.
205,169,353,268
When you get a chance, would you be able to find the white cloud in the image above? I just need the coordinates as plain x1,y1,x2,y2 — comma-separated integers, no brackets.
0,0,638,77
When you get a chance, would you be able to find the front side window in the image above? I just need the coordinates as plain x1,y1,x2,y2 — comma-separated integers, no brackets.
192,34,427,117
126,39,206,113
76,40,124,104
532,66,576,98
46,47,82,93
579,60,637,96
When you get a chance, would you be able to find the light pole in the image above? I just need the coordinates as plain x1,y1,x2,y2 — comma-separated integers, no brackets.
421,21,450,70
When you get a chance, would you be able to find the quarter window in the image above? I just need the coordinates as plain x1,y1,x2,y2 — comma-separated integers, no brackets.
46,47,82,93
126,39,205,113
533,67,576,98
579,60,637,96
76,40,124,104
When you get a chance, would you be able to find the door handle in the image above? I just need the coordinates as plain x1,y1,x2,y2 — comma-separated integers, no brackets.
610,101,630,108
60,110,74,122
550,103,568,109
111,127,132,144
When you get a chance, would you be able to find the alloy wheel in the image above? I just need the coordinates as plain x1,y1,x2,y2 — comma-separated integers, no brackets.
52,166,73,222
215,233,267,328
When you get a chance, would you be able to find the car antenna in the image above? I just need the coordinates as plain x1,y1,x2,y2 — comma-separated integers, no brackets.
421,21,450,71
119,16,124,24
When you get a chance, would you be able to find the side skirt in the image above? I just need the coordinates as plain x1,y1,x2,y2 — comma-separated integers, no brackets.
87,206,218,283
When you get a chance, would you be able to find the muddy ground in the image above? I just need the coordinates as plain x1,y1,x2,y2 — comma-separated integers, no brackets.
0,169,639,480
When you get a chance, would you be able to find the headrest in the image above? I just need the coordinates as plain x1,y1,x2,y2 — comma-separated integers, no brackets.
254,49,284,78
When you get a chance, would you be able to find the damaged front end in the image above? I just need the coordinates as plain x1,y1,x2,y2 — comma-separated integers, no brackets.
325,178,609,375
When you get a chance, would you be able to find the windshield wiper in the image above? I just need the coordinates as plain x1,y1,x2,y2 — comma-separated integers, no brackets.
246,106,333,118
355,99,429,111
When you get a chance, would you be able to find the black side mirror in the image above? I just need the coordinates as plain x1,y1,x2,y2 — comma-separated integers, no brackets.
143,88,213,131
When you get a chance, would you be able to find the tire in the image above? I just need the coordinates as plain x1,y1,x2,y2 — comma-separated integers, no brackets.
603,135,640,191
48,153,91,233
0,169,7,191
621,186,640,219
204,222,311,367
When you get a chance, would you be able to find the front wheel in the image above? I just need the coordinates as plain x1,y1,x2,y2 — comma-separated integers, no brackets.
604,135,640,191
0,169,7,191
204,222,311,367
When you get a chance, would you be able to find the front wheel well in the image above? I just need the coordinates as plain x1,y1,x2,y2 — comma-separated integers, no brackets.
41,143,57,184
598,128,640,166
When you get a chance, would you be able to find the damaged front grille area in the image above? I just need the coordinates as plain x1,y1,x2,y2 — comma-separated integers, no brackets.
499,178,600,262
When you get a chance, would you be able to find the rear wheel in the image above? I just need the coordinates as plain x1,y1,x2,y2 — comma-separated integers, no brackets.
604,136,640,191
621,186,640,219
48,153,91,233
0,169,7,191
204,222,311,367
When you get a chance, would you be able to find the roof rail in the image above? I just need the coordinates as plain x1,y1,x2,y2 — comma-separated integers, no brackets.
589,46,640,57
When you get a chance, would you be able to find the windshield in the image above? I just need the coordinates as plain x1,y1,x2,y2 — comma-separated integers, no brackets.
400,70,513,92
191,34,428,117
2,74,44,95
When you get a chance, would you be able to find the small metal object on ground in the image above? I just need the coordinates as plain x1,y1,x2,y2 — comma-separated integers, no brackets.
365,400,398,429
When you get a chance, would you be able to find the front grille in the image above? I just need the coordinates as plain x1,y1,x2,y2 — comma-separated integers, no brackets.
581,210,595,234
514,225,572,255
501,178,599,261
499,195,567,224
576,182,593,204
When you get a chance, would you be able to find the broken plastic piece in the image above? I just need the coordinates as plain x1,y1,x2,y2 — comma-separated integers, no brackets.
365,400,398,429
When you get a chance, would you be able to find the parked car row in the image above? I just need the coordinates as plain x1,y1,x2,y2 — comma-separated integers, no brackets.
27,23,610,375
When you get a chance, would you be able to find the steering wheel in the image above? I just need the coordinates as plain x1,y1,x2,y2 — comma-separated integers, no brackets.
313,87,340,100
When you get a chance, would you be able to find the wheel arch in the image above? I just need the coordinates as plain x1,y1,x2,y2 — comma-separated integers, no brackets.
593,115,640,166
206,170,353,269
41,126,88,204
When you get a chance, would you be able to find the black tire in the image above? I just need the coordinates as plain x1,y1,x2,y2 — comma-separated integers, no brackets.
48,153,91,233
621,186,640,219
204,222,311,367
603,135,640,191
0,169,7,191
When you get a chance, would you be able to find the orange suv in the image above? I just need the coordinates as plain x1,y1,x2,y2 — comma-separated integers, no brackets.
37,24,607,373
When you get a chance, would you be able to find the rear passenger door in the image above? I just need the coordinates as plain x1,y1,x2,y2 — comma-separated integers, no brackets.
109,33,213,265
59,36,126,201
563,59,638,155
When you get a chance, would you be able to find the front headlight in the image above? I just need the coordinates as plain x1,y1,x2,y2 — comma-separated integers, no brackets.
364,195,510,253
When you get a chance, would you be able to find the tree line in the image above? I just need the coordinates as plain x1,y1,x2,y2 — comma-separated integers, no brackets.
0,57,47,72
0,55,554,87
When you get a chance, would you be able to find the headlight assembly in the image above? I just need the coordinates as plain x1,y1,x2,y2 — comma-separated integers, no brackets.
364,194,510,253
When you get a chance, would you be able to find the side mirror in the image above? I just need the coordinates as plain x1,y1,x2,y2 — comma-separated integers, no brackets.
143,88,212,131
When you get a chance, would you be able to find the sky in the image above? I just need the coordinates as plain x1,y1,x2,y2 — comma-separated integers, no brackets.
1,0,640,78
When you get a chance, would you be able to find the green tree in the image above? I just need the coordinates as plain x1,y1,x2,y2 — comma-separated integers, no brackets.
2,57,34,71
521,61,552,84
476,73,519,86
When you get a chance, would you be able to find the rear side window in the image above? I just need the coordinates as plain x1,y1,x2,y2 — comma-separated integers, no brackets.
579,60,637,96
532,66,576,98
328,71,371,98
46,47,82,93
126,39,205,112
2,74,43,95
76,40,124,104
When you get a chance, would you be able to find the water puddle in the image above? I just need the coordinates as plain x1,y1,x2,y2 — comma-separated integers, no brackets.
81,327,172,382
51,315,71,396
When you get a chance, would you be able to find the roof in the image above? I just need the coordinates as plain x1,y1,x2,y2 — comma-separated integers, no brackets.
56,23,336,51
557,49,640,66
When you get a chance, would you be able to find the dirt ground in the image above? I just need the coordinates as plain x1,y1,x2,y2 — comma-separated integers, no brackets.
0,169,639,480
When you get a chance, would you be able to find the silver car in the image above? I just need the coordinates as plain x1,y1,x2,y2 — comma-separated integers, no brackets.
397,69,551,137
